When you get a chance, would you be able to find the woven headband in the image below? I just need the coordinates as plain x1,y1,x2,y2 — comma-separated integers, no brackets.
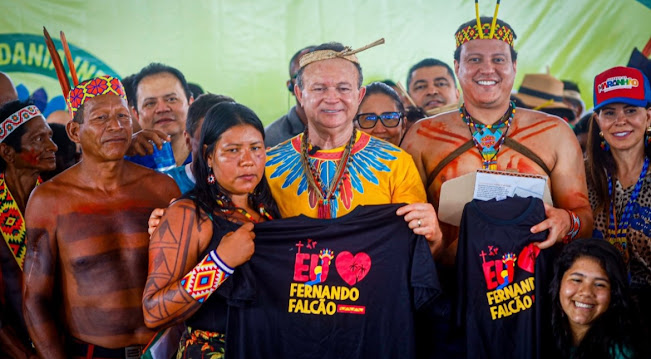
67,75,127,118
0,105,42,143
299,38,385,69
455,0,513,48
455,22,514,48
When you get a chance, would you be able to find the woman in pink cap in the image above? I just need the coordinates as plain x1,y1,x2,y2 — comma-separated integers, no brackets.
585,66,651,335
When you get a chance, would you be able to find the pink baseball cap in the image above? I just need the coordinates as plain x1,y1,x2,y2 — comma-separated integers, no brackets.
593,66,651,111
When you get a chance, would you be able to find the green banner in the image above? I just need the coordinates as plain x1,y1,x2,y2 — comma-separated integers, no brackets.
0,33,118,82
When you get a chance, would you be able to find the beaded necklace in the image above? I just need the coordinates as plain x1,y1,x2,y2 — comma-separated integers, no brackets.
299,129,356,219
215,196,273,223
607,157,649,263
460,101,516,170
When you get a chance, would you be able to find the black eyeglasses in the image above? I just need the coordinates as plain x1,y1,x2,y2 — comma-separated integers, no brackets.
355,112,402,129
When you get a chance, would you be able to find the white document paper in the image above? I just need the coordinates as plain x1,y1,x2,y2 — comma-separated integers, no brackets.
473,170,547,201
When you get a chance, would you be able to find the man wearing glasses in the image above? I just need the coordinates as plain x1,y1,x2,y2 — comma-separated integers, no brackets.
149,42,442,246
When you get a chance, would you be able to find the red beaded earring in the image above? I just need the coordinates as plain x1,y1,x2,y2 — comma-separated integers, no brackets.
207,167,216,185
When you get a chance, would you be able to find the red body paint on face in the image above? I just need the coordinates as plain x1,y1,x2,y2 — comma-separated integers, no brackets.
18,150,41,166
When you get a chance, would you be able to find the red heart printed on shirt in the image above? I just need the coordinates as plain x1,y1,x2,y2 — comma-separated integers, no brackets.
517,243,540,274
335,251,372,286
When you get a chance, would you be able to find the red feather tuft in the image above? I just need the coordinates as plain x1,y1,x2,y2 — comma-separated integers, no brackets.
43,27,71,100
60,31,79,86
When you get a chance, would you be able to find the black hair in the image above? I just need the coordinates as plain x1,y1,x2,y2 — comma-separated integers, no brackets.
362,82,405,115
563,80,581,93
133,63,192,111
296,42,364,89
186,93,235,136
379,79,397,88
453,17,518,62
539,107,576,124
39,123,78,181
573,112,592,136
406,58,457,90
289,45,316,76
586,109,651,214
0,99,34,171
550,238,647,359
405,106,427,124
121,74,137,108
72,104,85,124
188,83,204,98
188,102,280,221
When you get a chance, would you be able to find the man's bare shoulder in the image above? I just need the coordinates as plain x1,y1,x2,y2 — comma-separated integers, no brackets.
414,111,459,129
515,108,574,136
403,112,465,151
124,162,181,200
128,162,177,186
30,166,80,201
26,171,80,223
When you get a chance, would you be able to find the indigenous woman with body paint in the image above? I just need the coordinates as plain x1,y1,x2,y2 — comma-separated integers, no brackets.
550,238,647,359
142,102,279,358
586,66,651,334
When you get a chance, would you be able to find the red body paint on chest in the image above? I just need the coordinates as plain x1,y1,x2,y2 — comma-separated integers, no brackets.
73,200,154,215
509,118,557,139
417,122,467,145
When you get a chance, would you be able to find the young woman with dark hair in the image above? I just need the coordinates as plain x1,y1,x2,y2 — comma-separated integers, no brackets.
550,238,647,358
585,66,651,334
142,102,279,358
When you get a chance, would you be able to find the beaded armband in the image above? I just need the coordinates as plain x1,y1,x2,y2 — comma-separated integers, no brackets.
180,250,234,303
562,210,581,244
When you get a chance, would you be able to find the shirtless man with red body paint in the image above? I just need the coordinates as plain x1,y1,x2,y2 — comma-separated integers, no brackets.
22,77,180,359
402,17,593,267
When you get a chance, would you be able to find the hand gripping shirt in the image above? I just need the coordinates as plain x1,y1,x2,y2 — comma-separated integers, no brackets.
218,204,441,359
265,131,426,218
456,197,557,359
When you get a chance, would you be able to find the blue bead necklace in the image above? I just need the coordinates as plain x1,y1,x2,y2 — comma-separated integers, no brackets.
607,156,649,263
460,101,516,170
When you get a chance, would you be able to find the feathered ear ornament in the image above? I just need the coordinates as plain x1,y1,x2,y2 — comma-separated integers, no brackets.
43,27,79,101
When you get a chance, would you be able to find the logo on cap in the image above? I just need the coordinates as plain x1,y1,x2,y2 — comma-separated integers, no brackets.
598,76,640,93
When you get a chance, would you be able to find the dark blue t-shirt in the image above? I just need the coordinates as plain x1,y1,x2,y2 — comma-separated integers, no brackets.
220,204,441,359
456,197,558,359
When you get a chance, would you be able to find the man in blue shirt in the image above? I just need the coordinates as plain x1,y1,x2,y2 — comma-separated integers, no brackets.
165,93,234,193
128,63,194,169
